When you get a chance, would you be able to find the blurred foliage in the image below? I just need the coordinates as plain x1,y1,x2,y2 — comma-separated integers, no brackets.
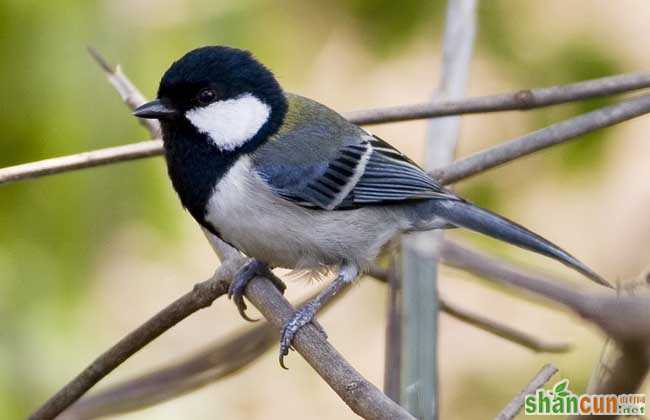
0,0,631,418
0,1,180,416
333,0,445,56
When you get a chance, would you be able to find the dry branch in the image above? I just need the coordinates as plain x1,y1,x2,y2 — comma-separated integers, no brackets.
442,240,650,414
346,71,650,124
33,257,416,420
581,277,650,414
0,140,162,185
62,264,568,420
495,363,558,420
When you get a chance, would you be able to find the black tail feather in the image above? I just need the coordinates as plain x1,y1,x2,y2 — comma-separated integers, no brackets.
430,199,611,288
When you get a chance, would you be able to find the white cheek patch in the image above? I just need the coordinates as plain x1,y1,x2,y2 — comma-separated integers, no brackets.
185,93,271,151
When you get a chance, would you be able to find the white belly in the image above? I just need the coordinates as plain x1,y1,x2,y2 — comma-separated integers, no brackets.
205,156,405,270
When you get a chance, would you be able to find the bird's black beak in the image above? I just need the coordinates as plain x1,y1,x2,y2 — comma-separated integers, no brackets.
133,99,178,120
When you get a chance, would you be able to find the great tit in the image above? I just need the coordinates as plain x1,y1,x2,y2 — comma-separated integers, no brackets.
134,46,610,367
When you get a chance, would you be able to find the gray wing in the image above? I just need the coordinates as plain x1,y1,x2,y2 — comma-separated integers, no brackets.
252,94,456,210
353,135,456,206
254,133,456,210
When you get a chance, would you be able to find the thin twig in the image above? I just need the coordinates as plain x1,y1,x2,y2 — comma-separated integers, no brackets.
4,73,650,185
369,268,571,353
440,298,570,353
346,71,650,125
495,363,558,420
88,46,160,136
0,47,164,186
0,140,162,184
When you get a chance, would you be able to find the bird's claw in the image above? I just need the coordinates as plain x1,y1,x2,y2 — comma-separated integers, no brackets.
228,280,258,322
267,272,287,295
279,302,325,369
228,259,285,322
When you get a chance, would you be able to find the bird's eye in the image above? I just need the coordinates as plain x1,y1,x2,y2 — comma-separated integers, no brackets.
197,88,217,105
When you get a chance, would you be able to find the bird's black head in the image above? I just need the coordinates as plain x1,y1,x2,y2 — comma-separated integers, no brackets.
134,46,288,154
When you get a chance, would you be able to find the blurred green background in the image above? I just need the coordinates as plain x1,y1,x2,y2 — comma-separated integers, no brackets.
1,0,649,418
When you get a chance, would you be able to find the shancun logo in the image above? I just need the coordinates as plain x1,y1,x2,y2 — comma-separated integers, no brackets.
525,379,646,416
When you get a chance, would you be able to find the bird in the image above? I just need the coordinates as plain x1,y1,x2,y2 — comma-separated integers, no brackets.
133,45,610,367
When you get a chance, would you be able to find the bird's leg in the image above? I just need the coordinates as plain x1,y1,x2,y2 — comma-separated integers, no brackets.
279,263,358,369
229,258,286,322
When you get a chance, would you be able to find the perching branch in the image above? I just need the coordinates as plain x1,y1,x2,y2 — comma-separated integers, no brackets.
4,72,650,185
201,233,415,420
62,264,568,420
243,274,415,420
495,363,558,420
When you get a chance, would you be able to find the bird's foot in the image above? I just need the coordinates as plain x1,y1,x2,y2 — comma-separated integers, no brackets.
279,302,327,369
277,264,357,369
229,259,286,322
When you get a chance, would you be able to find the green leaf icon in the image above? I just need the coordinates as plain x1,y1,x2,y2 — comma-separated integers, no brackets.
553,379,569,398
